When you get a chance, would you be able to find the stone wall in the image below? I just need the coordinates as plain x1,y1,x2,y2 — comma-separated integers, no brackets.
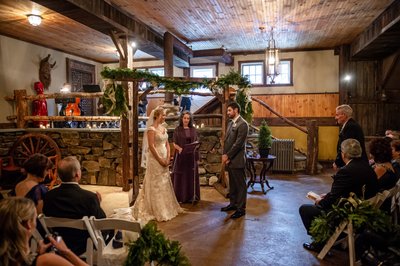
0,128,228,187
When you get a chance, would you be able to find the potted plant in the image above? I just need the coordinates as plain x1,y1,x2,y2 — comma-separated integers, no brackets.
258,120,272,158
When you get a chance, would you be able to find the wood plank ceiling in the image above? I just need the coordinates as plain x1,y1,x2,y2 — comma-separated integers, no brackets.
0,0,398,64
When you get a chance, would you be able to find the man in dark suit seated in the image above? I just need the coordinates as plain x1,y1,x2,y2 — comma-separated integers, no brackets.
43,156,112,256
299,138,378,252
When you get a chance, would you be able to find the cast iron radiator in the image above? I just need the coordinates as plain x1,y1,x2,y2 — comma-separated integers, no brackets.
270,139,295,172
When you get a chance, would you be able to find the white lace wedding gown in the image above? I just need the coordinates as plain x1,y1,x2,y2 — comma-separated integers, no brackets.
131,126,183,223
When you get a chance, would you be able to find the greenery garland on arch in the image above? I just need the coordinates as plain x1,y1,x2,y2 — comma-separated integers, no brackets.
100,67,253,122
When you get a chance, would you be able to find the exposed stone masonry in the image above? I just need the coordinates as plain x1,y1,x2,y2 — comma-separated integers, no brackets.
0,128,237,187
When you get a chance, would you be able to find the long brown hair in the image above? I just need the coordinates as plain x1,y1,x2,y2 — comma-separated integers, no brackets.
0,197,36,266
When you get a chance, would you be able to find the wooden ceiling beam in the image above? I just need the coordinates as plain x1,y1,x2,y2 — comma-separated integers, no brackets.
350,0,400,59
193,49,234,65
31,0,190,67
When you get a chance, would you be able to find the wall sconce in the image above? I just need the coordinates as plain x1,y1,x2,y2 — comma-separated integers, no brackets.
343,74,352,82
27,14,42,26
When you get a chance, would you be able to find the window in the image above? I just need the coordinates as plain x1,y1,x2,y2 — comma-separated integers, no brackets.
267,59,292,85
240,62,264,85
190,64,218,92
190,64,218,78
239,59,293,86
148,67,164,76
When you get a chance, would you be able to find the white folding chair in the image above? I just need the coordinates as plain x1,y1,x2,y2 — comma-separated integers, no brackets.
37,214,96,265
89,217,141,266
317,184,400,266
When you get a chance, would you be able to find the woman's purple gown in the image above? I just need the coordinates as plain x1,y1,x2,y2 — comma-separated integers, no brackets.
172,126,200,203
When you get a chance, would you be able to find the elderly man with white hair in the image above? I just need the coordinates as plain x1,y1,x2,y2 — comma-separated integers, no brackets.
299,138,378,252
333,104,368,170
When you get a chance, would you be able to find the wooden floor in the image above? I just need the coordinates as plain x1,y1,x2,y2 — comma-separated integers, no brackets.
85,168,348,266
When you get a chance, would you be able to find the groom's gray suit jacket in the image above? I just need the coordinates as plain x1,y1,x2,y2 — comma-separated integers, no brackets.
223,116,248,168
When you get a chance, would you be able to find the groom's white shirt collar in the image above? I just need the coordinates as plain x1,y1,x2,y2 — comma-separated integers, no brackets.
232,115,240,124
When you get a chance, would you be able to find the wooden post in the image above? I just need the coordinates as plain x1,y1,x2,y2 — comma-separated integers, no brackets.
213,85,231,197
130,80,139,205
119,35,132,192
15,90,28,128
306,120,318,175
163,32,174,104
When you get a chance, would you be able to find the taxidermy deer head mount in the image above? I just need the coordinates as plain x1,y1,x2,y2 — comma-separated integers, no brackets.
39,54,56,89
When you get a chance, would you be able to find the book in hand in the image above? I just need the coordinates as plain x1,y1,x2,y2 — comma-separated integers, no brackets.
306,191,321,202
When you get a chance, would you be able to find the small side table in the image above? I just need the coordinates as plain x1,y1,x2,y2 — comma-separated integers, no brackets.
246,154,276,194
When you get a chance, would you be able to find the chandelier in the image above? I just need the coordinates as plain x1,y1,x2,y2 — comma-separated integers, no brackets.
265,28,280,84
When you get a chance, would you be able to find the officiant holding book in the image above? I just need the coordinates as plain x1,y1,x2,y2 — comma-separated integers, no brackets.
172,111,200,203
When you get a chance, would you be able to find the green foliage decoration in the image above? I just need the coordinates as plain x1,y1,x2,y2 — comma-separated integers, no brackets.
309,193,397,244
102,83,129,116
100,67,253,121
124,222,190,266
258,120,272,149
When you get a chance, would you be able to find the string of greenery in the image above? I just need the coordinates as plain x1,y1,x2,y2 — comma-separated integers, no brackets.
309,193,398,244
100,67,253,121
124,221,190,266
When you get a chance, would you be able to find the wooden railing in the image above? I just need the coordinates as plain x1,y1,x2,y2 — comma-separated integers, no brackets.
252,97,318,174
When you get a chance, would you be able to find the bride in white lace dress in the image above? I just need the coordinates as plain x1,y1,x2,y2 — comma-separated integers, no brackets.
132,107,183,223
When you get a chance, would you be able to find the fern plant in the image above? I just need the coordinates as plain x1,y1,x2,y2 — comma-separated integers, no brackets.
124,222,190,266
310,193,397,244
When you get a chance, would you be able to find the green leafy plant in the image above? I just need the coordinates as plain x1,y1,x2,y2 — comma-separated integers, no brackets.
102,83,129,116
310,193,397,244
124,222,190,266
258,120,272,149
100,67,253,119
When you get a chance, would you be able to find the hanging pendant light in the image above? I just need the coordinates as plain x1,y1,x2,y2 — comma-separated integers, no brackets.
265,28,280,84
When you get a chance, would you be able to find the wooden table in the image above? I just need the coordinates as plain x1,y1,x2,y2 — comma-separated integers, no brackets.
246,154,276,194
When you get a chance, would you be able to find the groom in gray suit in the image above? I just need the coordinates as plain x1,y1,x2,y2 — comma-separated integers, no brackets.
221,102,249,219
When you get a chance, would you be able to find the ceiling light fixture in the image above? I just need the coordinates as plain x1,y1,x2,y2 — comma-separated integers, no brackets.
264,27,280,84
27,14,42,26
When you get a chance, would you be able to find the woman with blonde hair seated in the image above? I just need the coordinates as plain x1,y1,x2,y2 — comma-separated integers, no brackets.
0,197,87,266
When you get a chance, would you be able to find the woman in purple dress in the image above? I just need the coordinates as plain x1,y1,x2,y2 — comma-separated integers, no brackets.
172,111,200,203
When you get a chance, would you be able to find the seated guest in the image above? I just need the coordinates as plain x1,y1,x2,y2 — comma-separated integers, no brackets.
369,138,399,191
14,153,53,214
299,138,378,252
0,197,87,266
43,156,111,256
391,140,400,174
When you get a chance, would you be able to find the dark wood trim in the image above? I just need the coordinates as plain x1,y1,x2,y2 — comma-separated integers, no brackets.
253,117,337,127
0,123,17,129
193,48,233,65
231,47,335,56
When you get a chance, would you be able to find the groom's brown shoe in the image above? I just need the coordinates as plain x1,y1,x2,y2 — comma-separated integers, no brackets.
221,205,237,212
